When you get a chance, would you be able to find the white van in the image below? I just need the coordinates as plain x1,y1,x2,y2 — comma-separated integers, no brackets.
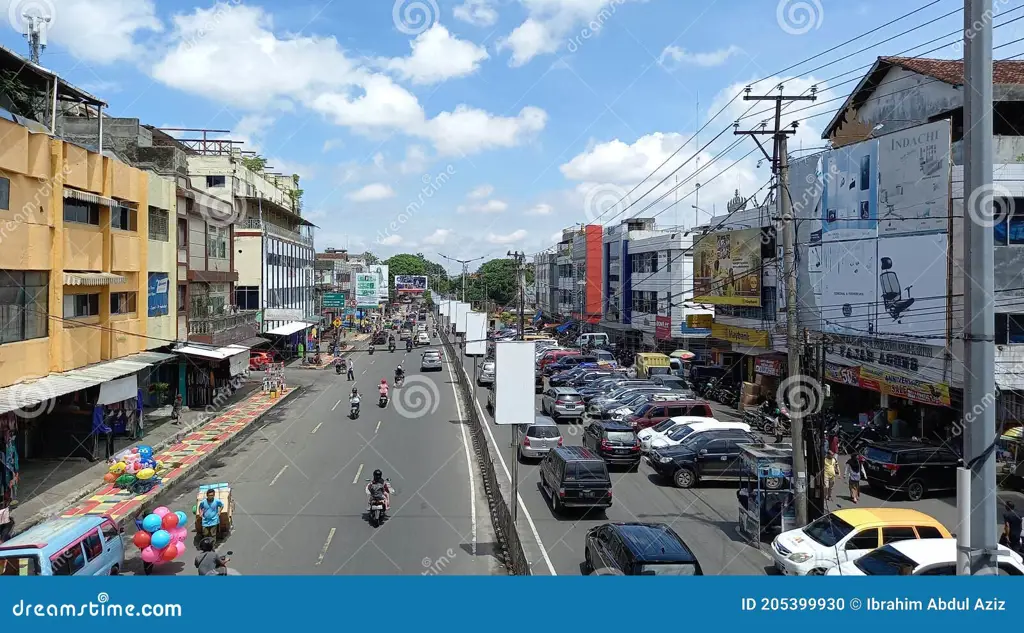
575,333,609,348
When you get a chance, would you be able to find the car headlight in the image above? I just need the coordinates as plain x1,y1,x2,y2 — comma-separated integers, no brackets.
787,552,813,564
658,457,672,464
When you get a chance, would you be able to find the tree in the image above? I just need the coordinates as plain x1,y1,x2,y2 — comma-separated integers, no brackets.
362,252,380,265
384,253,451,299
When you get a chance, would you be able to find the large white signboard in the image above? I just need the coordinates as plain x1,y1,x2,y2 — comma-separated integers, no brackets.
454,302,469,334
465,312,487,356
494,341,536,425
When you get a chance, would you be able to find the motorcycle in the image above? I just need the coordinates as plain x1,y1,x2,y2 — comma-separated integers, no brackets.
369,345,375,355
379,393,389,408
335,363,343,375
714,384,738,407
697,380,717,400
349,398,360,419
201,551,234,576
395,374,404,387
366,478,392,528
389,343,395,353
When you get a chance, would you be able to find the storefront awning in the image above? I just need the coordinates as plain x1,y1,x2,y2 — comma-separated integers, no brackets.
265,321,311,336
120,351,177,365
237,336,270,348
174,344,250,361
0,357,159,415
64,272,126,286
63,188,116,207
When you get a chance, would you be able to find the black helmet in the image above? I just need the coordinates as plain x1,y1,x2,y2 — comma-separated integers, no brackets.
373,469,383,481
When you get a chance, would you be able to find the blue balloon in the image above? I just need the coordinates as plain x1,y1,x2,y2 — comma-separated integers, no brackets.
175,511,188,527
141,514,162,533
150,529,171,550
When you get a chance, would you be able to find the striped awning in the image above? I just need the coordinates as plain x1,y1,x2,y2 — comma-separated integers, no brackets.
64,272,126,286
63,188,115,207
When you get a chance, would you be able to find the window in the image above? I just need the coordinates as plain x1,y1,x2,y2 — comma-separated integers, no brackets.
63,199,99,225
110,292,137,315
177,285,186,313
50,544,85,576
148,207,169,242
0,176,9,210
881,526,918,545
177,219,187,246
101,520,119,542
111,205,137,231
64,293,99,318
916,526,944,539
853,545,918,575
0,271,48,343
206,175,226,188
0,556,40,576
235,286,259,310
994,200,1024,245
846,529,880,551
996,314,1024,344
82,530,103,560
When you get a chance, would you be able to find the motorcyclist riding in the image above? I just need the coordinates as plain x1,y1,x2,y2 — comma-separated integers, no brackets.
378,379,389,406
406,338,413,352
365,469,395,515
349,387,360,416
395,364,404,386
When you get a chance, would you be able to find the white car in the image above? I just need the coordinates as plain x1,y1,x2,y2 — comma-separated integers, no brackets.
826,538,1024,576
638,418,697,451
647,419,748,451
415,332,430,346
417,324,428,333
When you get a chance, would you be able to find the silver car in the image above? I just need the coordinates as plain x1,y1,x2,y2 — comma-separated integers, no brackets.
477,360,496,386
540,386,585,421
421,350,443,371
517,416,562,461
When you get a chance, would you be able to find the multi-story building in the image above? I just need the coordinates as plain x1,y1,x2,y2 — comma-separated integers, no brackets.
533,251,556,319
186,147,316,343
599,217,661,348
555,230,575,319
571,225,604,329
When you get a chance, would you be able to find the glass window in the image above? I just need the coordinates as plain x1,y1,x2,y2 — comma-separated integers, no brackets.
1010,214,1024,245
206,175,226,188
0,270,48,343
64,293,99,318
110,292,137,315
853,544,917,575
573,462,608,481
803,513,855,547
63,199,99,225
0,176,9,210
148,207,169,241
606,431,636,443
996,314,1024,344
82,530,103,560
881,526,918,545
846,529,880,550
101,521,119,542
0,556,40,576
50,544,86,576
526,426,560,439
176,285,186,313
177,219,187,245
638,563,699,576
111,205,137,231
916,526,944,539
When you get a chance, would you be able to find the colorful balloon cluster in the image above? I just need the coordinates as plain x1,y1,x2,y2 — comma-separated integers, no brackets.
133,507,188,564
104,446,162,492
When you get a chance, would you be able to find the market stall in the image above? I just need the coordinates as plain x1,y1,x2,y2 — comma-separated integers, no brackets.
737,442,796,543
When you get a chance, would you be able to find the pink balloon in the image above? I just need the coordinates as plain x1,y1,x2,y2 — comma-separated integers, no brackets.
140,546,160,563
175,542,186,557
177,527,188,542
153,506,170,517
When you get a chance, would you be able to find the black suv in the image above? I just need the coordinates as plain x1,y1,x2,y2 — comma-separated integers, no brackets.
646,429,760,488
861,440,960,501
584,522,703,576
583,421,641,468
540,446,613,514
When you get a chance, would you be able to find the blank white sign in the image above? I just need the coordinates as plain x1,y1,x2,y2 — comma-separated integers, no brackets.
494,341,536,425
465,312,487,356
454,302,469,334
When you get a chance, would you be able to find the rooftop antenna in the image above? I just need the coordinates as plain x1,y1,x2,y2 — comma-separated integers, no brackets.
23,13,51,64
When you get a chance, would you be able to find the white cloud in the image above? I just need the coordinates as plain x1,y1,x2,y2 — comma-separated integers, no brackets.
379,234,404,246
322,138,345,152
458,199,508,214
5,0,163,65
468,184,494,199
424,105,547,156
399,145,430,174
422,229,452,245
312,74,427,131
385,24,489,85
454,0,499,27
228,113,274,152
497,0,643,67
348,183,396,202
659,45,742,68
486,229,527,244
561,132,689,184
525,203,554,215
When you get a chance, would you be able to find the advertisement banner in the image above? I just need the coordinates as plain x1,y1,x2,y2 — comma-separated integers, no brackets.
754,357,783,376
694,227,762,306
687,314,713,329
858,366,951,407
655,316,671,340
355,273,378,308
873,233,947,343
877,122,950,236
711,323,770,348
395,275,429,293
825,363,861,386
147,272,169,317
367,265,389,302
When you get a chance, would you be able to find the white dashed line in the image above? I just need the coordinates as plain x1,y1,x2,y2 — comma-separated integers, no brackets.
352,463,364,485
269,465,288,487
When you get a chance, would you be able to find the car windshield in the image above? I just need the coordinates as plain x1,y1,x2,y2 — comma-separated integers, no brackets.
633,404,654,416
667,425,696,441
639,563,699,576
853,545,918,575
651,419,678,433
558,394,582,402
527,426,560,439
606,431,636,443
0,556,40,576
803,514,856,548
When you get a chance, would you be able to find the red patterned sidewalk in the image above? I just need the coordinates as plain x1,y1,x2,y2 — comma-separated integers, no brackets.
60,391,293,524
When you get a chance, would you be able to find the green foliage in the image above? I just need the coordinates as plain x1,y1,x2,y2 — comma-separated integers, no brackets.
241,155,267,173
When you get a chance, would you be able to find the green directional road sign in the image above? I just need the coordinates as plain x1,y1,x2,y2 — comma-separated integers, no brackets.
322,292,346,308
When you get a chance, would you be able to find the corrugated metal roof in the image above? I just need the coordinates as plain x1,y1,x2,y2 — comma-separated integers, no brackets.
0,357,159,416
64,272,126,286
71,360,151,382
175,344,249,361
122,351,176,365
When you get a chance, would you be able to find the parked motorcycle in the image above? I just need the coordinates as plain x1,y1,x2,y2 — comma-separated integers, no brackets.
714,384,738,407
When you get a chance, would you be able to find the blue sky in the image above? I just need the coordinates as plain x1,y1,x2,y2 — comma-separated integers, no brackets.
0,0,1020,273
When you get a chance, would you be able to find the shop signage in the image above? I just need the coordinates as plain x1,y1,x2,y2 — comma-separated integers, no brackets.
823,334,950,385
825,342,921,372
687,314,713,329
859,366,951,408
679,327,712,336
825,363,861,386
711,323,770,348
755,357,783,376
655,316,671,341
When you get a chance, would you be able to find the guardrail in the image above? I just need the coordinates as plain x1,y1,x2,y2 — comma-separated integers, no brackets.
439,326,531,576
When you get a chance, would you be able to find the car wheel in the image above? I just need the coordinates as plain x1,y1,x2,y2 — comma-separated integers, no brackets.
673,468,696,489
110,565,120,575
906,480,926,501
764,476,783,490
807,568,827,576
551,494,562,514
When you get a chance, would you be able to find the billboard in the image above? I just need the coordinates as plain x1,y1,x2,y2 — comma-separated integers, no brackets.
493,341,536,425
355,273,378,308
396,275,429,293
465,312,487,356
147,272,169,317
454,302,469,334
367,265,389,302
693,227,762,306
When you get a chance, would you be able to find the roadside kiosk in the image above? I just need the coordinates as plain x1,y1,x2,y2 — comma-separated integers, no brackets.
736,443,796,543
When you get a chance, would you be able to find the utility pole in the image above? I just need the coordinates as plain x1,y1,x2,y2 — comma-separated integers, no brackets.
438,253,484,303
22,14,50,64
508,251,527,340
735,85,816,526
963,0,996,575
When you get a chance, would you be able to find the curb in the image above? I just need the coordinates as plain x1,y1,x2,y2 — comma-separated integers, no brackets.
14,387,302,536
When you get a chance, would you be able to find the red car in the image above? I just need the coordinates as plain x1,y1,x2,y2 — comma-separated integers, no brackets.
249,351,275,370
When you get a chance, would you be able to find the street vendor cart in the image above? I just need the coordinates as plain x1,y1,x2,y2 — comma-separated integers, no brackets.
737,443,796,543
195,483,234,538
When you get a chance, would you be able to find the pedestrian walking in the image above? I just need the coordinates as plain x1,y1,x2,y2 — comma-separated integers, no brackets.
845,454,865,503
347,360,355,381
171,393,183,425
1004,501,1022,552
198,489,224,540
823,451,839,502
0,502,14,543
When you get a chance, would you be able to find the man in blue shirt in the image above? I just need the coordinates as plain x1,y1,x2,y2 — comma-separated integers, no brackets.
198,489,224,539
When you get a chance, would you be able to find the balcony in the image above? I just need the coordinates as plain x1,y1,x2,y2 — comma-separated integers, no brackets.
242,218,314,246
188,309,260,346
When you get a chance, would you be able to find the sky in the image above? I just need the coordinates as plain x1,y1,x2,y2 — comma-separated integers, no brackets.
1,0,1022,274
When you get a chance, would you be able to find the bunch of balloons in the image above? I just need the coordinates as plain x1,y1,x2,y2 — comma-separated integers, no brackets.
104,446,162,493
133,507,188,565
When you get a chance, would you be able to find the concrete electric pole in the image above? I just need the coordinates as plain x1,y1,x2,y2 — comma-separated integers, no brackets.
735,85,816,526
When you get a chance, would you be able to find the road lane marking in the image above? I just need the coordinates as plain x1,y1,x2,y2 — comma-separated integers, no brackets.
375,420,381,434
352,463,364,485
460,351,556,575
331,399,342,411
311,422,323,434
316,528,336,566
269,465,288,486
445,351,477,557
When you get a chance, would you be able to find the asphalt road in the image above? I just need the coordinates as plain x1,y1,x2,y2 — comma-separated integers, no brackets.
455,345,773,576
122,324,500,576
